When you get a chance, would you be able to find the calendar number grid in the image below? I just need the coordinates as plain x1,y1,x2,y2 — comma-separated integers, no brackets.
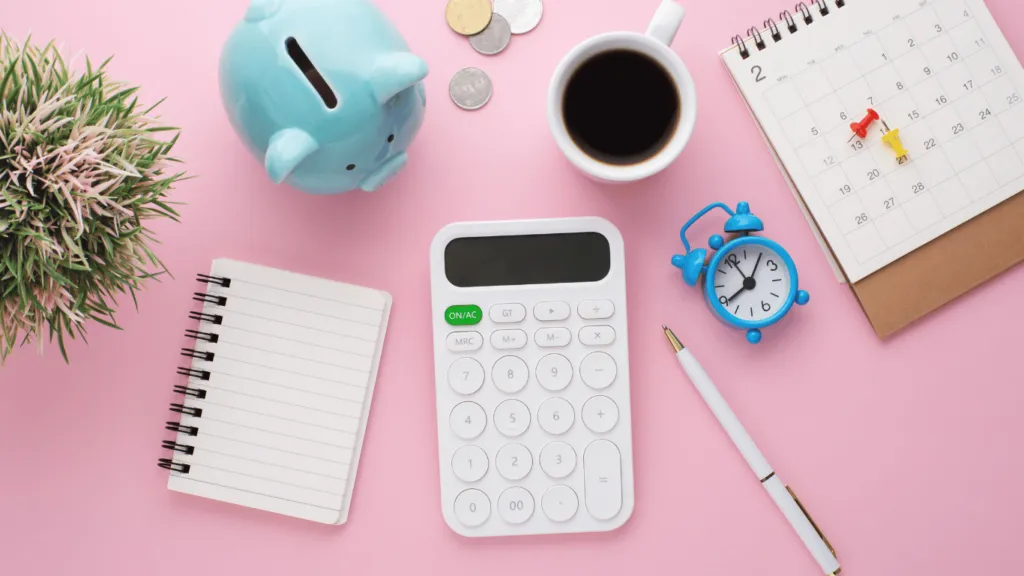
761,0,1024,266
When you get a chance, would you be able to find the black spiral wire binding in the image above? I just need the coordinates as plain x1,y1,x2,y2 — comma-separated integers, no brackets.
158,459,191,473
193,292,227,306
177,367,211,380
161,272,231,475
796,2,814,24
166,421,199,436
747,26,766,51
185,329,220,343
780,10,798,33
196,273,232,288
732,34,750,59
181,348,215,362
162,441,195,455
174,384,207,399
733,0,845,59
189,311,223,325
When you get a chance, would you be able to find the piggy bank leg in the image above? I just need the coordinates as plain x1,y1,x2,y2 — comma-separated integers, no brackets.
359,152,408,192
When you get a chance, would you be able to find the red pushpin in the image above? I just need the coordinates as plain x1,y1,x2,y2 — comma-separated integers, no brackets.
848,108,880,141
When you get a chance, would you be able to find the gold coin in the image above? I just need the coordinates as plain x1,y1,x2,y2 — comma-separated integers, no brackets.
446,0,493,36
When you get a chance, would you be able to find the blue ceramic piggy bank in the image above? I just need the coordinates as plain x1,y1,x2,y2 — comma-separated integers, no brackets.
220,0,428,194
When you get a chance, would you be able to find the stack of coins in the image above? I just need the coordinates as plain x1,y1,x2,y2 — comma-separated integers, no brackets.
446,0,544,111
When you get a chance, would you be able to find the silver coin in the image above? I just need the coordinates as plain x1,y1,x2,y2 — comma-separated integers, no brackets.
492,0,543,34
449,68,493,110
469,13,512,55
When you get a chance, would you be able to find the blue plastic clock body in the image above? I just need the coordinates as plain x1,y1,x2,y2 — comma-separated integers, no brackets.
671,202,809,344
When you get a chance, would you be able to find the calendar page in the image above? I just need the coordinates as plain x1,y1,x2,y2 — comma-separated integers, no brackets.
723,0,1024,283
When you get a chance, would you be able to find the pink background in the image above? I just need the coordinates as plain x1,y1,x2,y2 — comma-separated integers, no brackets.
2,0,1023,574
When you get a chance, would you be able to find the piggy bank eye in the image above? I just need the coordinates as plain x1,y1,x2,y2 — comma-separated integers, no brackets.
387,134,395,143
346,164,356,171
285,37,338,110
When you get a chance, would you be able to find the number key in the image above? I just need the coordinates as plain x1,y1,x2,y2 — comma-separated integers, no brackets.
492,356,528,393
452,445,488,482
498,486,535,524
494,399,531,437
448,357,485,395
495,443,533,481
454,489,490,527
538,397,575,435
536,353,572,391
450,402,486,439
540,441,577,479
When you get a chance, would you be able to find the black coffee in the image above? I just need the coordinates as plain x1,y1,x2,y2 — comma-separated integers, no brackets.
562,49,680,166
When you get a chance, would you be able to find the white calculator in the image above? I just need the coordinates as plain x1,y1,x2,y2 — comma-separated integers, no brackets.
429,217,635,537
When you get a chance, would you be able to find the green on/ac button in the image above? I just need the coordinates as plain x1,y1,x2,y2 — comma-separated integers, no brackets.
445,304,482,326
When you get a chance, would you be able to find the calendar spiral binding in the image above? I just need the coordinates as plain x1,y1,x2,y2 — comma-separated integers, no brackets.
158,272,233,475
732,0,847,59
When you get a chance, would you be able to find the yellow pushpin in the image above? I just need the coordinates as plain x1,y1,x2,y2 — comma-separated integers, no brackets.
880,119,908,160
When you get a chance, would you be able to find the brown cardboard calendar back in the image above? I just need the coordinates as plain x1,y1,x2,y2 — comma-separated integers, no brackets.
850,191,1024,338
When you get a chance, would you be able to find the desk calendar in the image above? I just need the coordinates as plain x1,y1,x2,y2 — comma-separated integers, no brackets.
722,0,1024,284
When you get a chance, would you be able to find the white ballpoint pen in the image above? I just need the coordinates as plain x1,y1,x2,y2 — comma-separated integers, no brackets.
663,325,841,576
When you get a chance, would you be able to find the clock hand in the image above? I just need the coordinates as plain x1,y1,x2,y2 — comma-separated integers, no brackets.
750,253,763,278
726,285,747,303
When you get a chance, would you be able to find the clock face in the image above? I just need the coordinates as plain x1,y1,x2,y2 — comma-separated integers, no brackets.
711,243,792,323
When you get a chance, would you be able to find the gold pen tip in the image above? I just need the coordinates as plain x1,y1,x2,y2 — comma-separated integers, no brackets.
662,325,684,352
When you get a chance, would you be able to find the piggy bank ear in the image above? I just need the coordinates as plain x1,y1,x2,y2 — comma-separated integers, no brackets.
245,0,282,21
265,128,318,184
370,53,429,104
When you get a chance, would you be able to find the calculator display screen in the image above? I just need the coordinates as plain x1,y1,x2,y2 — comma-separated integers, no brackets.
444,232,611,287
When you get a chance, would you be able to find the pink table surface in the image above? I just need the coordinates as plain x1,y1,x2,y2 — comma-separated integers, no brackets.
3,0,1023,574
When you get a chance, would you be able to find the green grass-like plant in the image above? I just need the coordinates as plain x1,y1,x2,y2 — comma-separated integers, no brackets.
0,34,184,363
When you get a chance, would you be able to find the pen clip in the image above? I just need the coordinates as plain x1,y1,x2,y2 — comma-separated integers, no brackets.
786,485,839,561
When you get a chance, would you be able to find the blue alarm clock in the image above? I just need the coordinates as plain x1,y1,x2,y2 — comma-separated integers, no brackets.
671,202,809,344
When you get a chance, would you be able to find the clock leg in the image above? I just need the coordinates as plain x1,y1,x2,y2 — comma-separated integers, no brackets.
796,290,810,306
746,329,762,345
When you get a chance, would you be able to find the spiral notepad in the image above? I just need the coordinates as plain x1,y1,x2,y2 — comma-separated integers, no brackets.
722,0,1024,335
159,259,392,524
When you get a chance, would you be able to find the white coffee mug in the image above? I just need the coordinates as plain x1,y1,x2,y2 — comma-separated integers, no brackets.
547,0,697,183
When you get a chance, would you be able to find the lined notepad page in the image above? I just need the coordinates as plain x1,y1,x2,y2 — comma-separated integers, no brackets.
723,0,1024,282
167,259,391,524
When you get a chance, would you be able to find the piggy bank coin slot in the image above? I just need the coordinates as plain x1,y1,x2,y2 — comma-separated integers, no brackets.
284,37,338,109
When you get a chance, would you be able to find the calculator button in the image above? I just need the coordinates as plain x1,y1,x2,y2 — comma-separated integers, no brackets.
454,489,491,527
452,445,488,482
448,358,485,395
540,442,577,478
446,304,483,326
537,397,574,435
494,399,531,437
583,439,622,520
492,356,529,393
495,443,533,480
542,485,579,523
446,331,483,352
578,300,614,320
497,486,535,524
579,326,616,346
536,354,573,391
580,352,617,389
450,402,487,439
535,327,572,347
534,301,570,321
490,329,527,350
582,396,619,434
489,303,526,323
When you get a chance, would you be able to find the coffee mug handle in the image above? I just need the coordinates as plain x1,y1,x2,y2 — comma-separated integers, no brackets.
645,0,686,46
